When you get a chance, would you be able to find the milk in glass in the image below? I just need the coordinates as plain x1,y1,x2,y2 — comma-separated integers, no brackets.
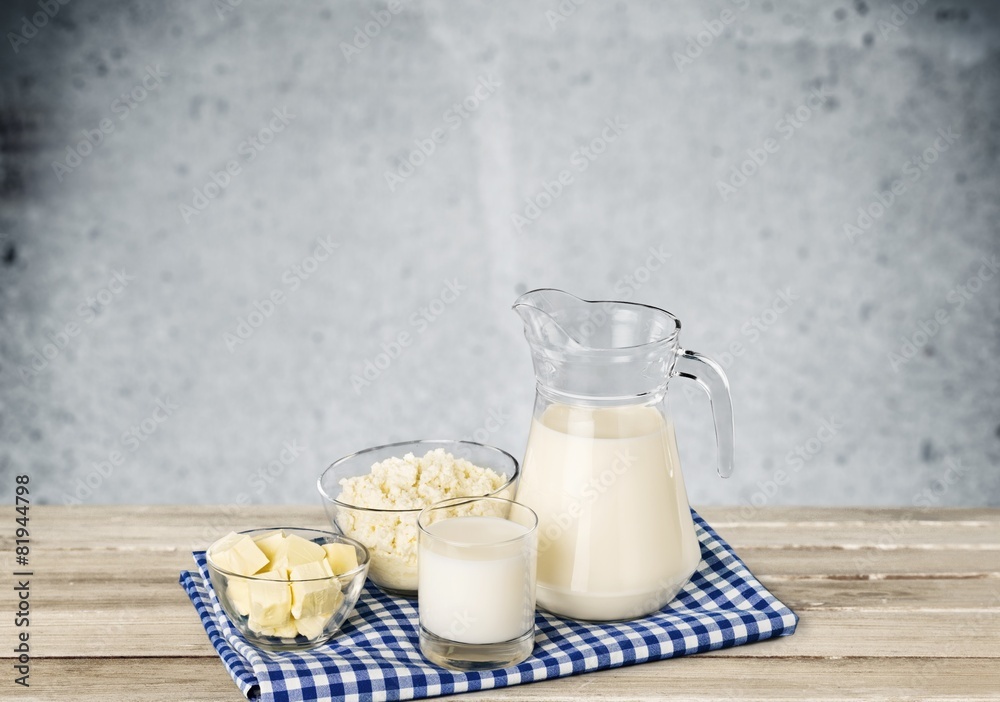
418,516,535,644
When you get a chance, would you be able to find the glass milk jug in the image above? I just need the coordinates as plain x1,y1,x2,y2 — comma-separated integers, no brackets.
512,289,734,621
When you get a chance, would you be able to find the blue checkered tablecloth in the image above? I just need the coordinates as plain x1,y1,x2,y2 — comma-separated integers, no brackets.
179,510,797,702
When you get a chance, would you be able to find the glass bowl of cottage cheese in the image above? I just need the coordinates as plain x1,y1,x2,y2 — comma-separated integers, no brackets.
317,440,519,598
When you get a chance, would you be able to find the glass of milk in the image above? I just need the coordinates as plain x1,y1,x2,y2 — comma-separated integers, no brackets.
417,497,538,670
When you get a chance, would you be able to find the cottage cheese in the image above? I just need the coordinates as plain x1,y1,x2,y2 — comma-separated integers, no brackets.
335,448,510,592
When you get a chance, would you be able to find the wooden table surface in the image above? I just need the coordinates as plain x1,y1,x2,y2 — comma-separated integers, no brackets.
3,506,999,701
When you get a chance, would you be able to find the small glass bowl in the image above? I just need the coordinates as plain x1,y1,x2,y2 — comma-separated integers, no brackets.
317,440,520,598
206,527,370,652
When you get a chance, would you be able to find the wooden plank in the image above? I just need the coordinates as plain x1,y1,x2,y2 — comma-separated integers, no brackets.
6,600,997,659
6,543,997,587
712,523,1000,548
696,506,1000,525
704,609,1000,658
11,570,1000,613
462,656,1000,701
3,505,331,553
14,657,245,702
4,573,999,659
3,551,997,630
15,656,1000,701
7,546,997,582
736,548,1000,578
9,506,1000,553
761,577,1000,611
15,521,1000,551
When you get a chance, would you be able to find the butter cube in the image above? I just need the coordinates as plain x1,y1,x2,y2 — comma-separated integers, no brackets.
253,621,299,638
210,532,269,576
323,543,359,575
290,559,342,619
294,615,331,639
284,534,327,567
253,530,287,562
247,570,292,629
226,579,251,617
262,555,290,578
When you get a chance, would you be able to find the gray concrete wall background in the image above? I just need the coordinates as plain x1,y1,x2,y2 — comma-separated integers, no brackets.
0,0,997,508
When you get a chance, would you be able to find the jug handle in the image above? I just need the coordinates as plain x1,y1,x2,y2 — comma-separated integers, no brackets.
673,349,735,478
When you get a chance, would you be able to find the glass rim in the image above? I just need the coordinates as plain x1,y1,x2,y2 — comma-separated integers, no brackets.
417,496,538,549
205,527,370,581
316,439,520,513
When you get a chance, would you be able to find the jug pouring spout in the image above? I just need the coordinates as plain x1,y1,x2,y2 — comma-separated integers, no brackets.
512,289,591,352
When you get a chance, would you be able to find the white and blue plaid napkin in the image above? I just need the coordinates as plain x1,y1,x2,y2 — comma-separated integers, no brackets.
179,511,797,702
